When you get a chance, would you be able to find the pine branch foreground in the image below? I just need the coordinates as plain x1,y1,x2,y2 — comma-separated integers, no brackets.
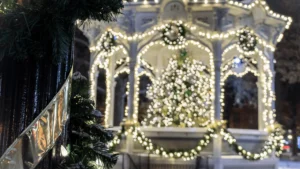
59,72,118,169
0,0,123,62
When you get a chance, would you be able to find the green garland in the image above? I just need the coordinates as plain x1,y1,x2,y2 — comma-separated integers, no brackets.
109,122,284,161
100,31,116,52
109,125,217,161
162,22,186,46
222,128,283,161
0,0,123,62
237,27,257,52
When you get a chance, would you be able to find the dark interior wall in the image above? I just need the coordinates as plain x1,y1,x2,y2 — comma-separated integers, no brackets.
74,28,91,78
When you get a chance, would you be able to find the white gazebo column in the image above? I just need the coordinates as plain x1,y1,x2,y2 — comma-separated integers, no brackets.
257,80,265,131
213,7,228,169
127,41,138,122
122,41,138,169
108,80,117,126
266,49,276,112
264,46,278,161
213,40,223,169
108,55,116,127
257,53,266,131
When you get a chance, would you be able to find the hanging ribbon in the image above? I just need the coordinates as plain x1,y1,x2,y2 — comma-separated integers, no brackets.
0,68,73,169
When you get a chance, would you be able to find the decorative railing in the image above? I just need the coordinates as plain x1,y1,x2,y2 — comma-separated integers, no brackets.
0,69,73,169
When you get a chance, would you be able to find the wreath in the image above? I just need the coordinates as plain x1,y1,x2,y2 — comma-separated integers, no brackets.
237,28,257,52
101,32,116,52
162,22,186,46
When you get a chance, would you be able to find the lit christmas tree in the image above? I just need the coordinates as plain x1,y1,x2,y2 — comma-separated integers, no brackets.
142,50,212,127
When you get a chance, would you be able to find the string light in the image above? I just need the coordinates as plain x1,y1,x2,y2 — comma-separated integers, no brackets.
109,121,284,161
123,0,160,4
221,45,275,128
162,21,186,46
89,44,128,125
87,0,290,158
89,28,277,129
237,28,257,52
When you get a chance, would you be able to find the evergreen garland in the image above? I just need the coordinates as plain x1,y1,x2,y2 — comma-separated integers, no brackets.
109,122,284,161
59,72,118,169
162,22,186,46
0,0,123,62
237,27,257,52
101,32,116,52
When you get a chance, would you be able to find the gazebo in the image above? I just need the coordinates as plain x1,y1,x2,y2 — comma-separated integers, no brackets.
82,0,292,169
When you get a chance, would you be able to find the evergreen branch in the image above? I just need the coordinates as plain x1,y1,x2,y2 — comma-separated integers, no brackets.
0,0,123,62
64,73,118,169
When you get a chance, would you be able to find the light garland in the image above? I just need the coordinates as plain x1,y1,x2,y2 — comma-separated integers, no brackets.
109,121,223,161
90,31,116,53
121,0,291,32
89,45,128,125
221,45,275,128
86,0,292,51
221,124,284,160
109,122,284,161
91,16,288,53
137,69,155,83
123,0,160,5
92,26,276,52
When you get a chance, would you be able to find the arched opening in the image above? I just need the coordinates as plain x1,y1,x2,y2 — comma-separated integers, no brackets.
223,72,258,129
96,69,107,117
138,75,152,123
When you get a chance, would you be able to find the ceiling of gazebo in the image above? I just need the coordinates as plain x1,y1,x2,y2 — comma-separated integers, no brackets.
140,44,212,72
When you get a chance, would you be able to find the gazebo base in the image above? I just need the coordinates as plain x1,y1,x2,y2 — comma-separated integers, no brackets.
111,127,277,169
113,154,278,169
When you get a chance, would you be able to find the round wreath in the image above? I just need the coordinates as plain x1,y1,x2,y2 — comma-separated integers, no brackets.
237,28,257,52
101,32,116,52
162,22,186,46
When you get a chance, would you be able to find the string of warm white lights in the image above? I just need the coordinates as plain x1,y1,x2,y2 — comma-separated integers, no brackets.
87,7,285,158
89,1,291,52
162,22,186,46
237,28,257,52
109,121,284,161
89,44,128,125
84,1,288,163
89,32,276,132
197,28,276,52
92,26,277,53
109,121,223,161
121,0,292,32
137,68,155,83
220,45,275,128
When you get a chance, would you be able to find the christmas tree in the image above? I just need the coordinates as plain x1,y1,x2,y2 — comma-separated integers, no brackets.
142,50,212,127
